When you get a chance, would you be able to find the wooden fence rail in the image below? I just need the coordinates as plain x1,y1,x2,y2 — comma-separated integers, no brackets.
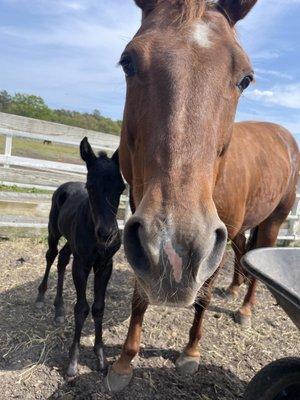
0,128,299,241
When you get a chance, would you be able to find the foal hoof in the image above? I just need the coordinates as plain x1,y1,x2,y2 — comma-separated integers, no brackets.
234,311,252,328
97,358,109,374
221,288,238,300
104,366,133,393
175,353,200,376
66,363,78,381
35,300,45,309
54,316,65,325
94,347,108,373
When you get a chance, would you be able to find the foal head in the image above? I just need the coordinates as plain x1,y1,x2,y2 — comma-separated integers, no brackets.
80,138,125,247
119,0,256,305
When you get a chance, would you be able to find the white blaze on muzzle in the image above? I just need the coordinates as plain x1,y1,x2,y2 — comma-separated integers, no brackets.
163,241,183,283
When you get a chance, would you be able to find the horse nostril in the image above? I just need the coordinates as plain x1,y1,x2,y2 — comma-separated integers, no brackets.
215,226,228,247
124,217,151,275
209,224,228,265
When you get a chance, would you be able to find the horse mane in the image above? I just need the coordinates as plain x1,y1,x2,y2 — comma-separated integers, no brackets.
150,0,213,27
173,0,206,24
97,151,109,160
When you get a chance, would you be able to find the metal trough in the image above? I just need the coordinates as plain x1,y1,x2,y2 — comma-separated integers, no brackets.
242,248,300,329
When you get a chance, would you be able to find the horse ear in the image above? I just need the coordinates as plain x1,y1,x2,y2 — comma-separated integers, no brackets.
218,0,257,25
111,149,120,167
134,0,157,15
80,137,97,168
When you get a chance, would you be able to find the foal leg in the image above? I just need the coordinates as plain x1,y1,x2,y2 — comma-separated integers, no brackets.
225,233,247,298
35,234,59,308
67,257,92,378
236,218,284,328
176,260,224,376
105,281,148,392
53,243,72,325
92,258,113,373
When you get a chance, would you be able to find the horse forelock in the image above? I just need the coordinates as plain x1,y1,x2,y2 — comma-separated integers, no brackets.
149,0,210,27
97,151,109,160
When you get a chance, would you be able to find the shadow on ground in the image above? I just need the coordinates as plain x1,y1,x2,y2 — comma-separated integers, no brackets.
1,241,298,400
47,362,247,400
0,262,134,374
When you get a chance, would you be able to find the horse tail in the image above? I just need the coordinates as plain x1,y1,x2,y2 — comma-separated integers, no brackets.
246,226,259,252
48,186,68,238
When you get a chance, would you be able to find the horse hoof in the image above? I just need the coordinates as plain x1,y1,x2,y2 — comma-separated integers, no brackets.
54,316,65,325
234,311,252,328
221,288,238,300
175,353,200,376
94,347,108,373
35,300,45,309
98,359,109,374
104,366,133,393
66,364,78,380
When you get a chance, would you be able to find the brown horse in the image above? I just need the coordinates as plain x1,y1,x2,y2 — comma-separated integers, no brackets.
104,0,299,391
174,121,299,377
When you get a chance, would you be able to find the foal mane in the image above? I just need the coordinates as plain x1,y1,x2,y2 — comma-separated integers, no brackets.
97,151,109,160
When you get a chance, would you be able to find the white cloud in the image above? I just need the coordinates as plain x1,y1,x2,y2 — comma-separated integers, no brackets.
254,68,292,80
246,84,300,109
62,2,87,11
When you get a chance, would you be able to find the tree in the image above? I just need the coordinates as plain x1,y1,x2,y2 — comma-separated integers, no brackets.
0,89,121,136
0,90,12,112
10,93,52,120
93,109,101,119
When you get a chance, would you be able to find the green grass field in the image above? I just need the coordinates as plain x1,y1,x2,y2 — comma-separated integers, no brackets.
0,135,82,165
0,184,51,194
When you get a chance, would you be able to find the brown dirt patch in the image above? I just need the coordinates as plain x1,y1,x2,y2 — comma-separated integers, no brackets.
0,238,298,399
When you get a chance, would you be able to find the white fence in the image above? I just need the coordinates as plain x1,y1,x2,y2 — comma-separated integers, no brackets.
0,128,299,241
0,128,130,230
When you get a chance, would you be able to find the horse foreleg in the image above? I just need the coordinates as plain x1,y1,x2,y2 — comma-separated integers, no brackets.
226,233,247,298
92,258,113,373
105,281,148,392
176,257,225,376
236,218,284,328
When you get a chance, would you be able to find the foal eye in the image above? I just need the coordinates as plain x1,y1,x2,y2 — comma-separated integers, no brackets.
120,54,136,77
238,74,254,93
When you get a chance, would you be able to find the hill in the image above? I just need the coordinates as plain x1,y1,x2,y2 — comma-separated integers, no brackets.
0,90,122,135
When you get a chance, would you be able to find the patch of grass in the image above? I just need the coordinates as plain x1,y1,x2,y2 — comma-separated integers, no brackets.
14,137,82,164
0,135,4,153
0,135,82,164
0,184,51,194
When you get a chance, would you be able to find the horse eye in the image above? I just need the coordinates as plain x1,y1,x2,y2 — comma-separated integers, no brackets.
238,74,254,92
120,54,135,77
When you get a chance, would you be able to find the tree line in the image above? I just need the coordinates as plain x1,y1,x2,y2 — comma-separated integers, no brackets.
0,90,122,135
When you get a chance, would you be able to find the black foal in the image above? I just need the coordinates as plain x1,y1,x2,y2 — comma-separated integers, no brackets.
35,137,125,377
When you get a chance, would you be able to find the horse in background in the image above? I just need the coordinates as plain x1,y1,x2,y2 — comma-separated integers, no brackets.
35,138,125,378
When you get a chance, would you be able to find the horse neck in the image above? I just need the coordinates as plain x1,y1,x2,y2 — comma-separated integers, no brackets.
82,197,95,229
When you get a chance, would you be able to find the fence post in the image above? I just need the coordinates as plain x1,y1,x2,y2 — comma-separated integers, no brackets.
4,134,12,168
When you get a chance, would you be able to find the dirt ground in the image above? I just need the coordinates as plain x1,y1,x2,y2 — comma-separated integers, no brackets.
0,238,299,400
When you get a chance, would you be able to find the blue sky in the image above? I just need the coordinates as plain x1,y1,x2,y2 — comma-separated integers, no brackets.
0,0,299,140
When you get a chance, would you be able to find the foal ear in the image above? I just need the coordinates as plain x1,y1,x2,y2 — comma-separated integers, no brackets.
134,0,157,15
80,137,97,168
218,0,257,25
